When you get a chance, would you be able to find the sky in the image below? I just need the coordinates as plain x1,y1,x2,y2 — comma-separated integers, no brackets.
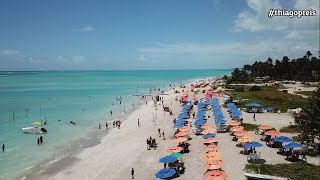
0,0,319,70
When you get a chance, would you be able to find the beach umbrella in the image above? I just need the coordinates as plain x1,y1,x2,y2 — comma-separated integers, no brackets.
175,131,189,138
245,141,263,148
155,168,176,179
204,144,221,152
194,121,206,126
237,136,254,143
228,120,241,126
283,141,303,149
178,126,189,132
159,156,177,163
230,126,244,132
203,152,222,161
258,125,273,130
265,130,281,136
204,160,224,170
201,124,213,129
166,147,183,154
202,133,216,139
215,119,227,125
203,137,219,144
174,137,188,143
234,130,248,137
32,121,42,125
169,152,183,159
201,129,216,135
204,170,228,180
275,136,292,143
245,102,262,107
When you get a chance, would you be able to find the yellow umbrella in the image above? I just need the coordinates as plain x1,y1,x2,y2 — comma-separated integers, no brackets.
32,121,42,125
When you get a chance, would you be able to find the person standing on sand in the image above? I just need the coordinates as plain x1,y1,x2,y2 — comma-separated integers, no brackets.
2,144,5,152
253,112,256,121
37,138,40,145
162,131,165,140
138,119,140,127
113,121,115,128
131,168,134,179
106,122,108,129
158,128,161,137
99,123,101,130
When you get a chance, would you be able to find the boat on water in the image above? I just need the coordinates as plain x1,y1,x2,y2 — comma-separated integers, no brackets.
22,121,47,134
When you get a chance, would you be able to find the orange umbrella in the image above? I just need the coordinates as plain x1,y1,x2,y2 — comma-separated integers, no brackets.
203,152,221,161
265,130,281,136
204,160,224,170
234,130,248,137
204,170,228,180
201,124,213,129
258,125,273,130
201,129,216,135
175,131,189,137
203,137,219,144
178,126,189,132
180,93,188,98
228,120,241,126
237,136,254,143
204,144,221,151
166,146,183,153
230,126,244,132
174,137,188,143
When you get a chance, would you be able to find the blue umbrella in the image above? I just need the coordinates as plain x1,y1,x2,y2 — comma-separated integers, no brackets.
245,102,262,107
159,156,177,163
202,133,216,139
245,141,263,148
215,119,227,124
194,121,206,126
155,168,176,179
283,141,303,149
275,136,292,143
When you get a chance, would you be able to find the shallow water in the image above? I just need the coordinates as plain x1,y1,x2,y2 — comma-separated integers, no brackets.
0,69,231,179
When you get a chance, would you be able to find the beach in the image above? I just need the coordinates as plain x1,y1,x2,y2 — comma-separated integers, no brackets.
23,78,319,180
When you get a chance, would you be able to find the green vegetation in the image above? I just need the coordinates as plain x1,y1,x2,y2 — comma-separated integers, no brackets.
294,91,314,97
241,123,258,131
228,86,307,112
280,125,301,133
244,163,320,180
227,51,320,84
295,87,320,143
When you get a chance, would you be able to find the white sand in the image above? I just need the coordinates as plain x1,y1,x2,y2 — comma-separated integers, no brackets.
33,82,319,180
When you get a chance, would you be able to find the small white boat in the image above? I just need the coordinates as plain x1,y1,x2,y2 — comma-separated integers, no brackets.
22,126,47,134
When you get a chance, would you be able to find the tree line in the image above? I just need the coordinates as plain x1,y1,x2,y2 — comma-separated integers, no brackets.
227,51,320,83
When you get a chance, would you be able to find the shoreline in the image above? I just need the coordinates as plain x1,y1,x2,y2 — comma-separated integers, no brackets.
19,77,210,180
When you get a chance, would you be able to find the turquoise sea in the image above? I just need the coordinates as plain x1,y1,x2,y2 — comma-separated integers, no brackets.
0,69,231,179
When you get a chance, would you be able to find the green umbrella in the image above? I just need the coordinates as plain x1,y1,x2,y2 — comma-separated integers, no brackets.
170,152,183,159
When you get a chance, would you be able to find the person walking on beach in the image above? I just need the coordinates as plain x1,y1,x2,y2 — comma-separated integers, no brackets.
110,110,112,116
131,168,134,179
113,121,115,128
37,138,40,145
253,112,256,121
2,144,5,152
138,119,140,127
99,123,101,130
40,136,43,144
162,131,165,140
106,122,108,129
158,128,161,137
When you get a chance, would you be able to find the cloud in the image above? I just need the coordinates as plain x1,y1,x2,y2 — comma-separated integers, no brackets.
76,25,95,32
137,55,148,62
0,50,21,56
285,31,303,40
55,56,87,64
138,40,318,62
233,0,319,32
